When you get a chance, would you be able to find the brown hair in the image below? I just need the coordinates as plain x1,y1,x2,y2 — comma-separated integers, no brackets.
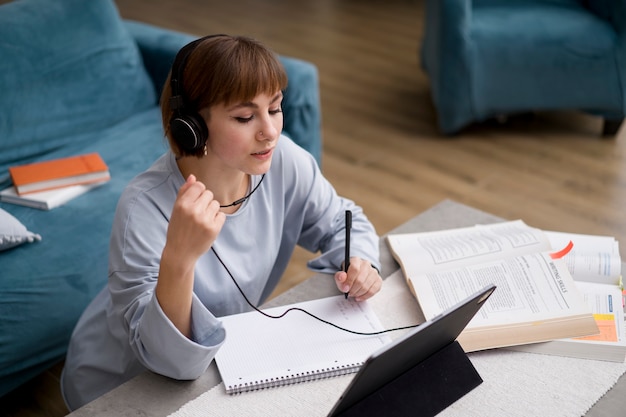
161,35,288,156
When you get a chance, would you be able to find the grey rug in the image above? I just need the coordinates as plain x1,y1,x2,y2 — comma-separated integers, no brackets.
170,271,626,417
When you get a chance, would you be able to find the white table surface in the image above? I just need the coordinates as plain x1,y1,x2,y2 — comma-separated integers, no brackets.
68,200,626,416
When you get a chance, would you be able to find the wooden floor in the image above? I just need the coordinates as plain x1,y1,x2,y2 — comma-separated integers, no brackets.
3,0,626,415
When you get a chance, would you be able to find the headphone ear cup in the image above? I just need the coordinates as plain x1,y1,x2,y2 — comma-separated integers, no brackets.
170,112,208,153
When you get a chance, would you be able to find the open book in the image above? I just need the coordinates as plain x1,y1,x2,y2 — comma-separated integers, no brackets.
509,231,626,362
386,220,600,352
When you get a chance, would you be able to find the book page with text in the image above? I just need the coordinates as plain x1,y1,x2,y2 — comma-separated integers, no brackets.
387,220,551,277
408,252,592,329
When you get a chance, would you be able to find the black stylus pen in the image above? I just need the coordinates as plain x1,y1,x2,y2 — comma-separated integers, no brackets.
344,210,352,299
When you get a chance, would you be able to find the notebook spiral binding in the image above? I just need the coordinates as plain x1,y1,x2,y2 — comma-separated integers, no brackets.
226,362,363,394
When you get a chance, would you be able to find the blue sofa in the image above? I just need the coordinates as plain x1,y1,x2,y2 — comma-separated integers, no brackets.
0,0,322,397
421,0,626,135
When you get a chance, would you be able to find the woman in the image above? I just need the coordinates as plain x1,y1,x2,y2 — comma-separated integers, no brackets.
61,34,382,411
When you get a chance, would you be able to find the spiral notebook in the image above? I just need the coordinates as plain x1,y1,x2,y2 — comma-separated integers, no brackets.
214,295,391,394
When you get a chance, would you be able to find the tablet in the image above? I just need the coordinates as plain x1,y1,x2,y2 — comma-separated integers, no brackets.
327,284,496,416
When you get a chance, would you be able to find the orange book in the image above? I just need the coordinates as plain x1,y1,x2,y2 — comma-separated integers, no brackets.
9,153,110,195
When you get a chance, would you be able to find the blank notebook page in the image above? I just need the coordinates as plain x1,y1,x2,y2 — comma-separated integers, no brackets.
215,295,391,394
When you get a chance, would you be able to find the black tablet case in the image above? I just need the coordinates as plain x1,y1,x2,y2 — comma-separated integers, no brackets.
328,284,496,417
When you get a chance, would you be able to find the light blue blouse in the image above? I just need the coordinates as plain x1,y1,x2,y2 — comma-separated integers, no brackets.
61,136,380,410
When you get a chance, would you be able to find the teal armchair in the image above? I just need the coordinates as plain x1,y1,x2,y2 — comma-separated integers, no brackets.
421,0,626,135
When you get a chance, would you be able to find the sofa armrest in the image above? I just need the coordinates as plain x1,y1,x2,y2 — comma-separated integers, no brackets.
584,0,626,115
421,0,474,134
278,57,322,164
124,20,322,164
124,20,196,98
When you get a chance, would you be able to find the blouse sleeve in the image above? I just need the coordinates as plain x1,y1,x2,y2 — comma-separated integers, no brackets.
128,289,225,380
280,139,380,274
107,176,226,380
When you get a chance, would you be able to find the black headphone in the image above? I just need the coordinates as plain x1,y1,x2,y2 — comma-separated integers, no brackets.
169,35,226,154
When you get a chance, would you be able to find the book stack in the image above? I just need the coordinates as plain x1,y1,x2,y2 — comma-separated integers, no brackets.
0,153,110,210
386,220,626,362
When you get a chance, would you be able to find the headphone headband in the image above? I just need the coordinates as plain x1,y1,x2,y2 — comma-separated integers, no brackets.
169,34,226,155
169,37,205,112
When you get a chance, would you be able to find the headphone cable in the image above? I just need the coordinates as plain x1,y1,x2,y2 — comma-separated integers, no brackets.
211,247,420,336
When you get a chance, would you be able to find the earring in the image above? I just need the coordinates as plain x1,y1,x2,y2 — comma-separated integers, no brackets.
203,144,208,156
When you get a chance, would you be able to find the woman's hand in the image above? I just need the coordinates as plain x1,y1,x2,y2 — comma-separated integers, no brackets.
334,257,382,302
165,174,226,263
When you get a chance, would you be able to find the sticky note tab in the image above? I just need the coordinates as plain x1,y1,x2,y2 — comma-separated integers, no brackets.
550,240,574,259
575,314,618,342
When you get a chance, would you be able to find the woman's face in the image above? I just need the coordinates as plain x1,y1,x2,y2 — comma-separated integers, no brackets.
204,91,284,176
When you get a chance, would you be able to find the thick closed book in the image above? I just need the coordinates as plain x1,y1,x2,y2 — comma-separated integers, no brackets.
0,183,102,210
8,153,110,195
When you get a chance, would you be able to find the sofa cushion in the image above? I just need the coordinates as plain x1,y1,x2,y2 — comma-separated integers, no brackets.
0,106,169,396
0,208,41,251
0,0,156,172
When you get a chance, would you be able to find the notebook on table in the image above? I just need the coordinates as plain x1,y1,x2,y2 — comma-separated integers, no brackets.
215,284,494,416
215,295,392,394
